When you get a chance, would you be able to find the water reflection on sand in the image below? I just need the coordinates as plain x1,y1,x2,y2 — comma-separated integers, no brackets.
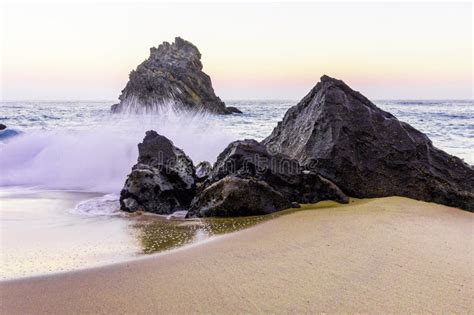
0,187,344,280
131,200,344,254
132,215,271,254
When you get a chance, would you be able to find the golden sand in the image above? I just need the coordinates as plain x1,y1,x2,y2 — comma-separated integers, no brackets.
1,197,472,314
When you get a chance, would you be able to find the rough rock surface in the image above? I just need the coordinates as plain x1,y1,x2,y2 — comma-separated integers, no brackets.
195,161,212,182
263,75,474,211
120,130,196,214
111,37,239,114
188,176,292,217
186,139,348,217
211,139,348,203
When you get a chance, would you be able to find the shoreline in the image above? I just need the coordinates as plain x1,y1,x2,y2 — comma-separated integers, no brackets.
0,189,138,280
0,188,296,281
0,228,235,283
0,198,343,282
1,196,472,313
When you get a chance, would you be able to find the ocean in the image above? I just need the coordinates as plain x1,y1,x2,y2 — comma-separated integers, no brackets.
0,99,473,279
1,100,472,191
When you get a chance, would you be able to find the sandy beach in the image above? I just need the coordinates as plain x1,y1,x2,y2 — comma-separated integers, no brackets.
0,189,142,280
1,196,472,314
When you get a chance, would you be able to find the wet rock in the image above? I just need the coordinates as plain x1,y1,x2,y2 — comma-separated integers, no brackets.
210,139,301,187
187,139,348,217
110,104,119,112
263,75,474,211
211,139,347,203
188,176,292,217
226,106,243,114
291,202,301,208
111,37,240,115
120,130,196,214
195,161,212,182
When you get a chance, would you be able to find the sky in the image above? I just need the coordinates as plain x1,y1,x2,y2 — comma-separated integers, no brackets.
0,1,472,100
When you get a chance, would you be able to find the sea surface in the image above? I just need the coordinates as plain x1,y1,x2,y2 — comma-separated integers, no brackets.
0,100,473,279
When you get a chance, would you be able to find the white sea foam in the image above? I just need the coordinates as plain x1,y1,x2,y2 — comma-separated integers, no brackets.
71,194,191,217
71,194,121,216
1,99,473,217
0,108,235,194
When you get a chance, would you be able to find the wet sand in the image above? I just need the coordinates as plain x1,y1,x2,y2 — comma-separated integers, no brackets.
0,189,274,280
0,189,139,279
1,197,473,313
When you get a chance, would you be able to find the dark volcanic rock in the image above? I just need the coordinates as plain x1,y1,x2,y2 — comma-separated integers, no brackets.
263,75,474,211
186,139,348,217
111,37,239,114
110,104,119,112
188,176,292,217
120,130,196,214
0,123,6,130
226,106,243,114
210,139,347,203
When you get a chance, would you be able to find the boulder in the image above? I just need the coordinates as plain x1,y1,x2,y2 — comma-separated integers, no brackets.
210,139,347,203
0,123,6,130
111,37,240,115
119,130,196,214
195,161,212,182
210,139,301,186
188,176,292,217
263,75,474,211
187,139,348,217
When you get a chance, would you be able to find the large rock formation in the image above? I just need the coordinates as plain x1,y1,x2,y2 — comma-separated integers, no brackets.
189,176,292,217
263,75,474,211
111,37,240,114
210,139,348,204
120,132,349,217
120,131,196,214
186,139,348,217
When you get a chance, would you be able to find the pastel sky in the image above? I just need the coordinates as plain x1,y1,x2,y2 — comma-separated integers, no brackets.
1,1,472,100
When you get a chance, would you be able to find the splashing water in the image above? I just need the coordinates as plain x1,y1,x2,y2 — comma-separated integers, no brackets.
0,99,472,216
71,193,122,216
0,107,236,193
1,99,473,279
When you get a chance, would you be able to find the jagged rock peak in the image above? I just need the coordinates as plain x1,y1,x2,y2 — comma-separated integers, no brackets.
148,37,203,70
300,74,378,111
111,37,240,115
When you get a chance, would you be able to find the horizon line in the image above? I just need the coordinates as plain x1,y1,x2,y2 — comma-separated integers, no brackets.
1,98,473,103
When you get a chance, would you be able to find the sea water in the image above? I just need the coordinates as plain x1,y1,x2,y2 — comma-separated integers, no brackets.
0,100,472,279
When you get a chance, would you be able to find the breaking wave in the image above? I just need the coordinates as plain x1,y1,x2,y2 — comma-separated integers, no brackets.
0,108,235,193
71,194,121,216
